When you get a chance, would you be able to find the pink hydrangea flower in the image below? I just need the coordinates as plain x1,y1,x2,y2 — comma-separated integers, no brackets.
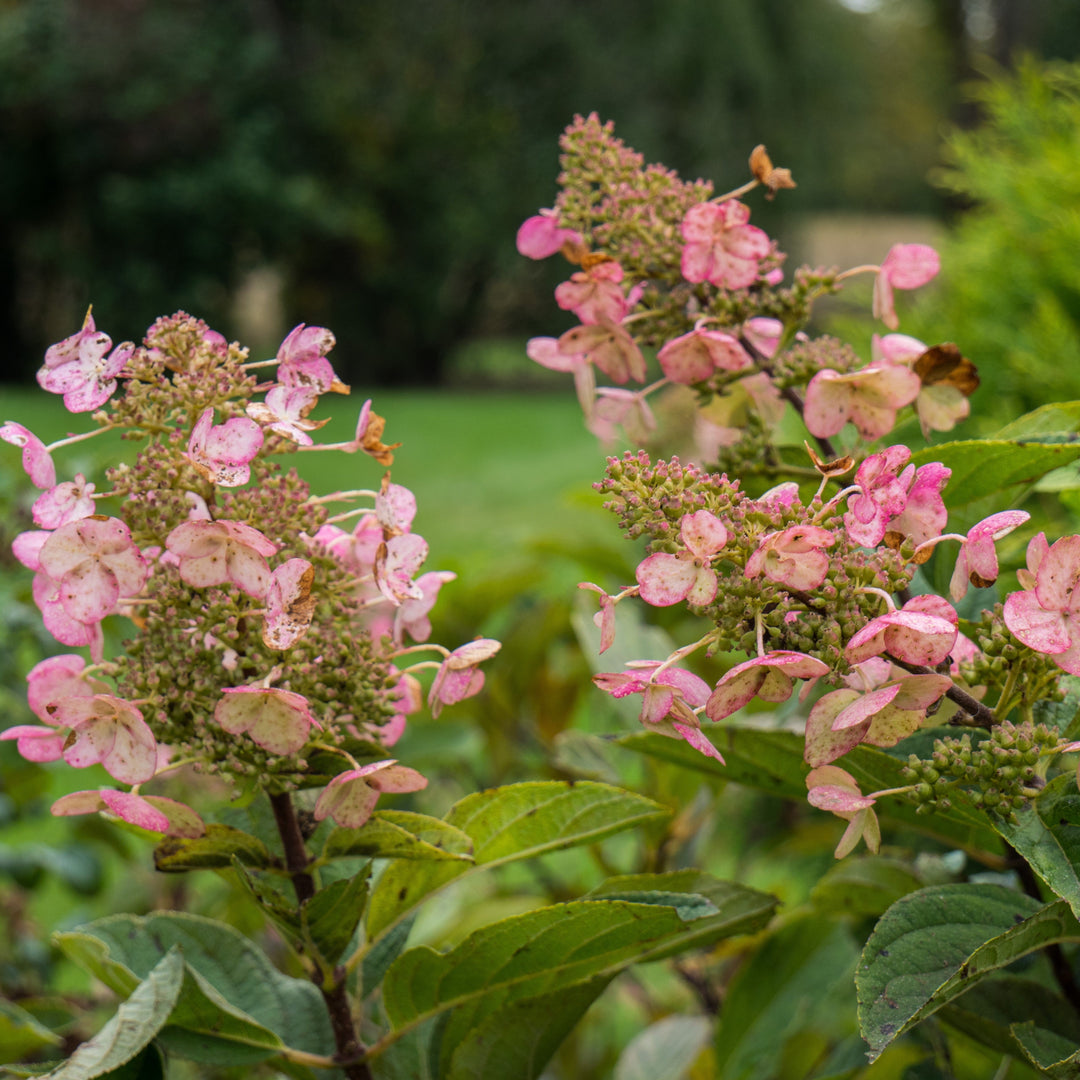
275,323,347,394
886,462,951,547
593,661,722,761
49,694,158,785
165,519,277,599
27,654,108,721
33,474,96,529
949,510,1030,601
37,312,134,413
872,244,940,331
214,687,320,755
262,558,317,650
636,510,728,607
186,407,264,487
873,333,971,436
844,446,913,548
742,317,784,358
516,209,582,260
555,260,629,325
0,421,56,489
804,363,921,440
680,200,771,289
804,673,952,767
31,569,104,657
846,594,958,667
706,651,830,722
657,328,751,384
588,387,657,445
558,322,647,384
38,516,148,625
247,386,328,446
314,514,382,576
579,583,618,654
428,639,501,718
376,480,418,536
1004,534,1080,675
526,336,597,419
393,570,456,644
805,765,880,858
312,759,429,829
744,525,834,591
52,790,204,837
374,533,429,605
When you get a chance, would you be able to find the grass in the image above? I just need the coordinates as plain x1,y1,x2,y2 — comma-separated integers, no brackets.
0,385,620,579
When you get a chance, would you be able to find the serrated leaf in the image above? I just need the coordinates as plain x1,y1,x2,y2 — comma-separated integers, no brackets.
856,883,1080,1061
368,1015,438,1080
937,975,1080,1061
810,857,924,918
715,916,859,1080
154,824,274,872
618,728,998,854
613,1015,711,1080
907,438,1080,506
0,999,62,1063
321,811,473,863
1012,1021,1080,1078
366,781,669,940
303,863,370,965
381,883,773,1075
229,858,304,953
54,912,332,1064
993,775,1080,920
37,949,182,1079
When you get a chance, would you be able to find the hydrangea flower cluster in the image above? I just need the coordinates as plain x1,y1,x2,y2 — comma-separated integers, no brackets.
520,117,1080,856
2,312,499,836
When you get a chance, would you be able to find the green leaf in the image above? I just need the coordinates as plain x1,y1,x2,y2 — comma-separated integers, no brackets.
714,916,860,1080
994,775,1080,920
937,975,1080,1062
0,999,62,1063
153,824,275,872
228,859,305,953
321,811,473,863
361,914,417,999
907,438,1080,506
585,870,779,960
613,1015,711,1080
303,863,371,965
380,884,773,1076
442,977,613,1080
37,949,182,1079
366,781,669,940
54,912,333,1064
993,402,1080,439
856,883,1080,1061
618,728,998,854
1012,1022,1080,1078
810,857,924,918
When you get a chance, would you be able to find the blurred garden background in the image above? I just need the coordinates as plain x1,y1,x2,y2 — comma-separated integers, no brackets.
8,0,1080,1076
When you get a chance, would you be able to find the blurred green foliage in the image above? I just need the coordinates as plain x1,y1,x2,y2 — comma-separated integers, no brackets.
0,0,965,385
904,57,1080,427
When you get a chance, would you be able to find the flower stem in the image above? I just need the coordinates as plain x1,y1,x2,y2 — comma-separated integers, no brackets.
269,791,373,1079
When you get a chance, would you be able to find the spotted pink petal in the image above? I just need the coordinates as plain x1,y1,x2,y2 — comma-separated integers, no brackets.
263,558,317,650
55,695,158,785
27,654,106,722
0,725,66,762
558,322,647,384
0,422,57,489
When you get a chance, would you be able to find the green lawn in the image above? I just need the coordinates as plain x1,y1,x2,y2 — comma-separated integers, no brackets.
0,386,619,578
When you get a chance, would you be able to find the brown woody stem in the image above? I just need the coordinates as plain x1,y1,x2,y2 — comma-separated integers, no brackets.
269,791,373,1079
